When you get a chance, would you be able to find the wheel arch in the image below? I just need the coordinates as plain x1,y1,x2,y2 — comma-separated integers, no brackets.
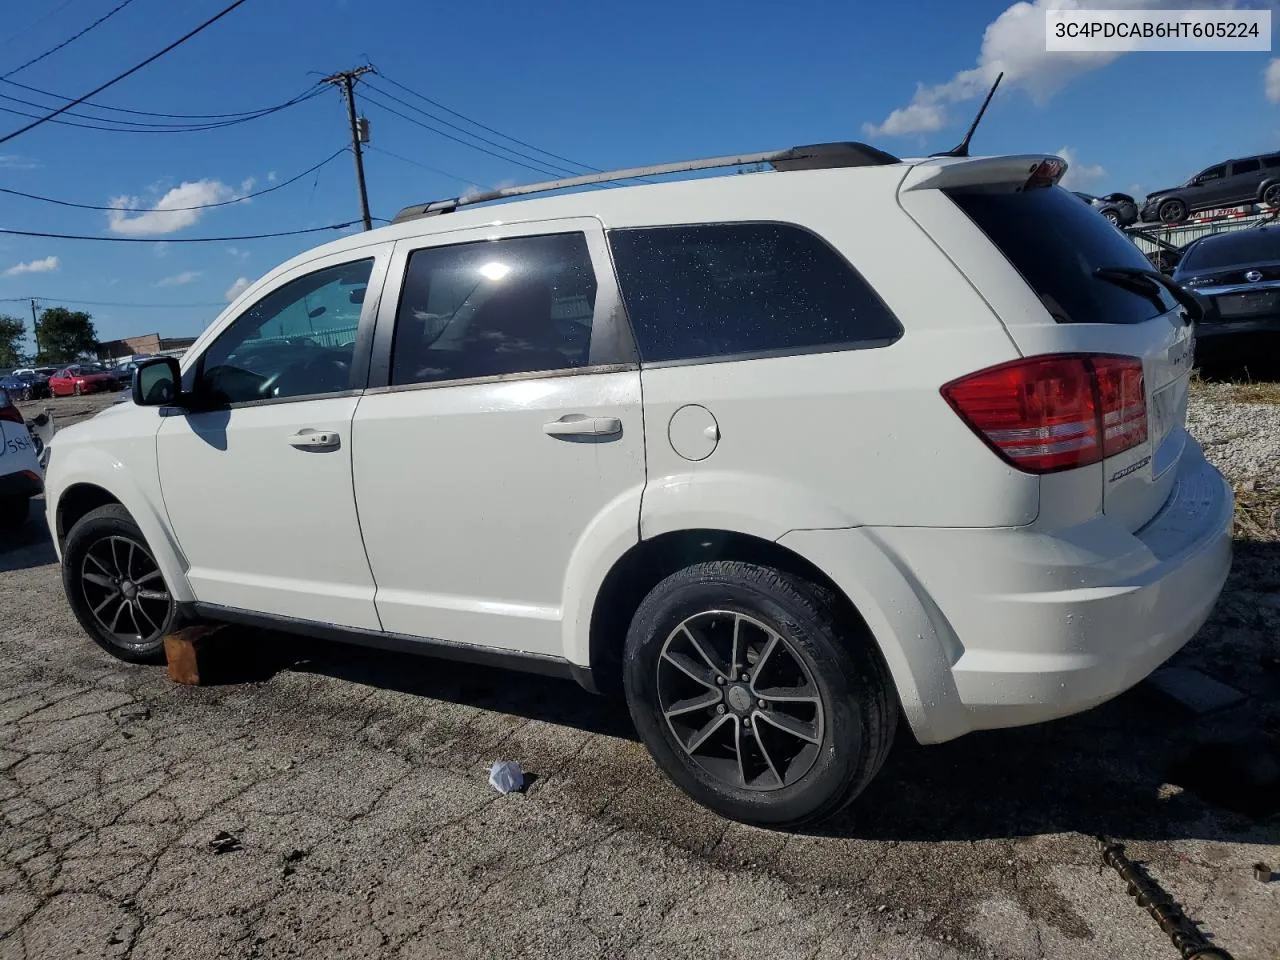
1258,177,1280,202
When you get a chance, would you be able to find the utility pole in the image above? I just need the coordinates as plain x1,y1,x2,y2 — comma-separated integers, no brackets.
321,65,374,231
29,298,39,360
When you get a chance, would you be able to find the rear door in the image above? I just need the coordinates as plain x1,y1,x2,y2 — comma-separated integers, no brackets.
350,219,645,656
899,160,1195,531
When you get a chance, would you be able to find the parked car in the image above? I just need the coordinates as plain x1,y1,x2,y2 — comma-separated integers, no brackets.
0,387,43,528
44,145,1232,827
48,364,118,396
1073,191,1139,227
1174,225,1280,359
1140,153,1280,225
0,369,51,401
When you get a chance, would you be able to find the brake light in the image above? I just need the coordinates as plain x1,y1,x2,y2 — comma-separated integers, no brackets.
942,354,1147,474
0,395,22,425
1025,157,1066,189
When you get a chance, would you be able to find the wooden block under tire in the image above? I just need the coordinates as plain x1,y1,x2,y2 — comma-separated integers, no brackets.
163,624,230,685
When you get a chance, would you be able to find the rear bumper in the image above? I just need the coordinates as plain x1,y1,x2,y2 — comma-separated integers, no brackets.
781,444,1233,744
1194,316,1280,339
0,467,42,499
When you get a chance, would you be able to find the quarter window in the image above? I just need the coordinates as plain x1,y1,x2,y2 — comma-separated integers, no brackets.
607,223,901,363
197,259,373,405
391,233,598,386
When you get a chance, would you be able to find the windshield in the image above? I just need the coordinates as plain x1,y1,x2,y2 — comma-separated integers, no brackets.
1178,229,1280,273
947,186,1177,324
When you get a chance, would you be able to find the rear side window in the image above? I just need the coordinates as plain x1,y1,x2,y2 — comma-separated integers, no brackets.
391,233,598,386
1264,156,1280,169
948,187,1177,325
1232,158,1261,175
608,223,901,363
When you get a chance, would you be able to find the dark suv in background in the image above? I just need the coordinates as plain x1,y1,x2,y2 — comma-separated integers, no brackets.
1141,153,1280,224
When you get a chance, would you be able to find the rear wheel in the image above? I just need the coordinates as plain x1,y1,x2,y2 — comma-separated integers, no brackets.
623,561,896,827
1102,209,1120,225
1263,183,1280,208
1159,198,1189,224
0,496,29,530
62,504,176,663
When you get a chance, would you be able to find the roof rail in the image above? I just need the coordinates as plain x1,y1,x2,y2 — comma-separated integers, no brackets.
391,141,901,224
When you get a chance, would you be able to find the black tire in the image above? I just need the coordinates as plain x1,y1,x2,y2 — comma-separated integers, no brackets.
0,496,29,530
62,504,176,664
1263,183,1280,208
1102,209,1120,225
1159,198,1189,225
623,561,896,828
20,386,32,401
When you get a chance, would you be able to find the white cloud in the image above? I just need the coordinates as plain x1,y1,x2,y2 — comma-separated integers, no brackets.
153,240,170,258
225,276,251,301
107,178,240,236
1266,58,1280,103
266,171,277,183
226,245,250,262
1056,146,1105,188
866,0,1239,137
4,255,59,276
0,154,39,170
240,176,256,193
155,270,202,287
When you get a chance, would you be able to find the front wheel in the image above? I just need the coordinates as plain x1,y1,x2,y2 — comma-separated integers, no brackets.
623,561,897,827
62,504,176,663
0,496,29,530
1102,209,1120,225
1159,198,1189,224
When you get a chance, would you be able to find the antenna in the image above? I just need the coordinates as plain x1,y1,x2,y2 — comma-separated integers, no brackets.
933,71,1004,158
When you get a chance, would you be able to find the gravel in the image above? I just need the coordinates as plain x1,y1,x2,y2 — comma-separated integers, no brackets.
1187,392,1280,484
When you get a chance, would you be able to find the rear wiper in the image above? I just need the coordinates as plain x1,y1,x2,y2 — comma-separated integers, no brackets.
1094,265,1203,323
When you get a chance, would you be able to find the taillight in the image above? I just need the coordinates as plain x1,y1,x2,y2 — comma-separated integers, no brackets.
0,395,22,425
1025,157,1066,189
942,354,1147,474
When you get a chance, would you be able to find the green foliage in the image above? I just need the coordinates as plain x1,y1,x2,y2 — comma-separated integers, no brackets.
35,307,98,364
0,315,25,368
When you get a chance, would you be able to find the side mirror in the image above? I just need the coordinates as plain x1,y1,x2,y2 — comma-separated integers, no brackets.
133,357,181,407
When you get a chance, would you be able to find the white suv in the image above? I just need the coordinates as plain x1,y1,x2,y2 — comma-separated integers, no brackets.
44,144,1232,826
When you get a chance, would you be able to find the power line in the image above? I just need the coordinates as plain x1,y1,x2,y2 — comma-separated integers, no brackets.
363,80,580,177
365,144,477,187
0,87,322,134
0,296,225,308
0,0,254,146
0,0,80,52
0,146,349,211
373,72,598,174
1,76,321,121
361,94,563,179
2,0,139,79
0,222,361,242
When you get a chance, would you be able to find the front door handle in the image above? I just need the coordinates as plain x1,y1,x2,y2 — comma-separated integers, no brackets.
288,428,340,450
543,415,622,438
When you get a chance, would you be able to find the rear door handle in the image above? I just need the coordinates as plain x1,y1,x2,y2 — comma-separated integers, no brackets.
543,415,622,438
288,428,340,450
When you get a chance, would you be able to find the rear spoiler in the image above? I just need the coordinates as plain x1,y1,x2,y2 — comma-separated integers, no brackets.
900,155,1067,193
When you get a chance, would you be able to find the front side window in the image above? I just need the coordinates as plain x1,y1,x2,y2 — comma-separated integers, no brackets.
1194,165,1226,183
197,259,373,405
391,233,598,386
608,223,901,363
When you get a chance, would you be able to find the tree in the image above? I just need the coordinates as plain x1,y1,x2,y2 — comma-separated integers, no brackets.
35,307,98,364
0,315,25,368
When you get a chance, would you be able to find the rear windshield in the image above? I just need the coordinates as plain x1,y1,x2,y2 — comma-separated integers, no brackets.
947,186,1176,324
1177,229,1280,273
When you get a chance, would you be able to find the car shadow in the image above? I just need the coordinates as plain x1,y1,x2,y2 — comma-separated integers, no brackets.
0,498,57,571
207,543,1280,846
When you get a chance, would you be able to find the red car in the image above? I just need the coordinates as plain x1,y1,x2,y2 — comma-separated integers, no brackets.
49,365,117,397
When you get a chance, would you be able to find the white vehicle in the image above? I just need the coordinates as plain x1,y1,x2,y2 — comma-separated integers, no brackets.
43,142,1232,826
0,388,44,528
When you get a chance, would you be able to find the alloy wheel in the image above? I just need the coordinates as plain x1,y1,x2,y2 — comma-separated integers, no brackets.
79,535,171,647
656,610,825,791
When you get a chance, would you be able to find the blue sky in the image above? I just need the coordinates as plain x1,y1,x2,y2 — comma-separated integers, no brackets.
0,0,1276,348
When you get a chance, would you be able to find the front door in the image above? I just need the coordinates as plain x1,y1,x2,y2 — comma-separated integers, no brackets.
156,250,389,630
351,220,645,656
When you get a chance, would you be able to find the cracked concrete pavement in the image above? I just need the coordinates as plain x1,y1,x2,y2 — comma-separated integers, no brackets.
2,392,1278,959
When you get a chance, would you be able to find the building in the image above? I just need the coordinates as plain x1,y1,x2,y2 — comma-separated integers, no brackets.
97,333,197,363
